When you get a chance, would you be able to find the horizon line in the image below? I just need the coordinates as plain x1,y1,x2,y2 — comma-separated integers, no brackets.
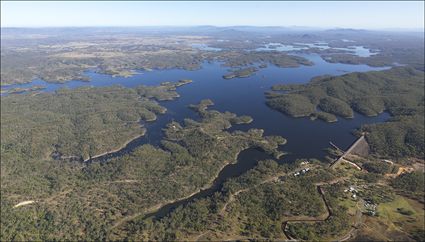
1,25,424,32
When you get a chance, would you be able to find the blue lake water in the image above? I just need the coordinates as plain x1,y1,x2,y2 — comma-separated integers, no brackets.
2,54,390,162
257,42,378,57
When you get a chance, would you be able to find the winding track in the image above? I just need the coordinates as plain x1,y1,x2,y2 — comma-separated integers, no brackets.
216,168,353,241
281,176,363,241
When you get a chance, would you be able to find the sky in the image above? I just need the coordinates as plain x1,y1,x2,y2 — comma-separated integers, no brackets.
1,1,424,30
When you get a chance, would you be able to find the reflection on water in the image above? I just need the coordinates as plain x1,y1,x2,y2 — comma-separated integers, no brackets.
191,43,222,51
256,42,378,57
255,43,308,52
333,45,378,57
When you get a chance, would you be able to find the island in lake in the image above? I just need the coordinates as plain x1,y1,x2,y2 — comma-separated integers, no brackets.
223,67,258,79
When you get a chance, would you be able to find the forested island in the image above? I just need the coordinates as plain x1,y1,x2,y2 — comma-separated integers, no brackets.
223,67,258,79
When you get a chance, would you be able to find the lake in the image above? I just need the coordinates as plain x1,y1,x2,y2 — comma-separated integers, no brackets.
3,53,389,162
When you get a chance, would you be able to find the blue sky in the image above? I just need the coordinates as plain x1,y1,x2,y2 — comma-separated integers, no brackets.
1,1,424,29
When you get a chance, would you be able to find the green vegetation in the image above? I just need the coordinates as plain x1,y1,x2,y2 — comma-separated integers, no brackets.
217,51,313,68
119,160,341,241
1,93,285,240
123,160,289,240
154,157,395,241
189,99,255,127
1,28,424,241
136,79,192,101
358,184,395,204
2,88,422,240
266,93,316,117
391,171,425,194
397,207,414,216
267,67,424,119
267,67,424,158
371,195,425,241
2,87,151,161
0,82,195,161
311,111,338,122
223,67,258,79
329,152,424,242
318,96,353,118
354,172,382,183
286,183,351,241
361,114,424,158
362,161,393,174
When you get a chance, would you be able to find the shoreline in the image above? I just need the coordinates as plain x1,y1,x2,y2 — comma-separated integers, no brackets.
83,130,146,162
110,150,247,231
132,147,253,222
139,145,277,220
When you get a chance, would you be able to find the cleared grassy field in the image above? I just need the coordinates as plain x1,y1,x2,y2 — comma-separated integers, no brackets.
352,195,424,241
378,195,424,233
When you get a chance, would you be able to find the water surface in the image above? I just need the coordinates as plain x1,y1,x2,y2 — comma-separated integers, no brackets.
257,42,378,57
191,43,222,51
2,54,389,161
